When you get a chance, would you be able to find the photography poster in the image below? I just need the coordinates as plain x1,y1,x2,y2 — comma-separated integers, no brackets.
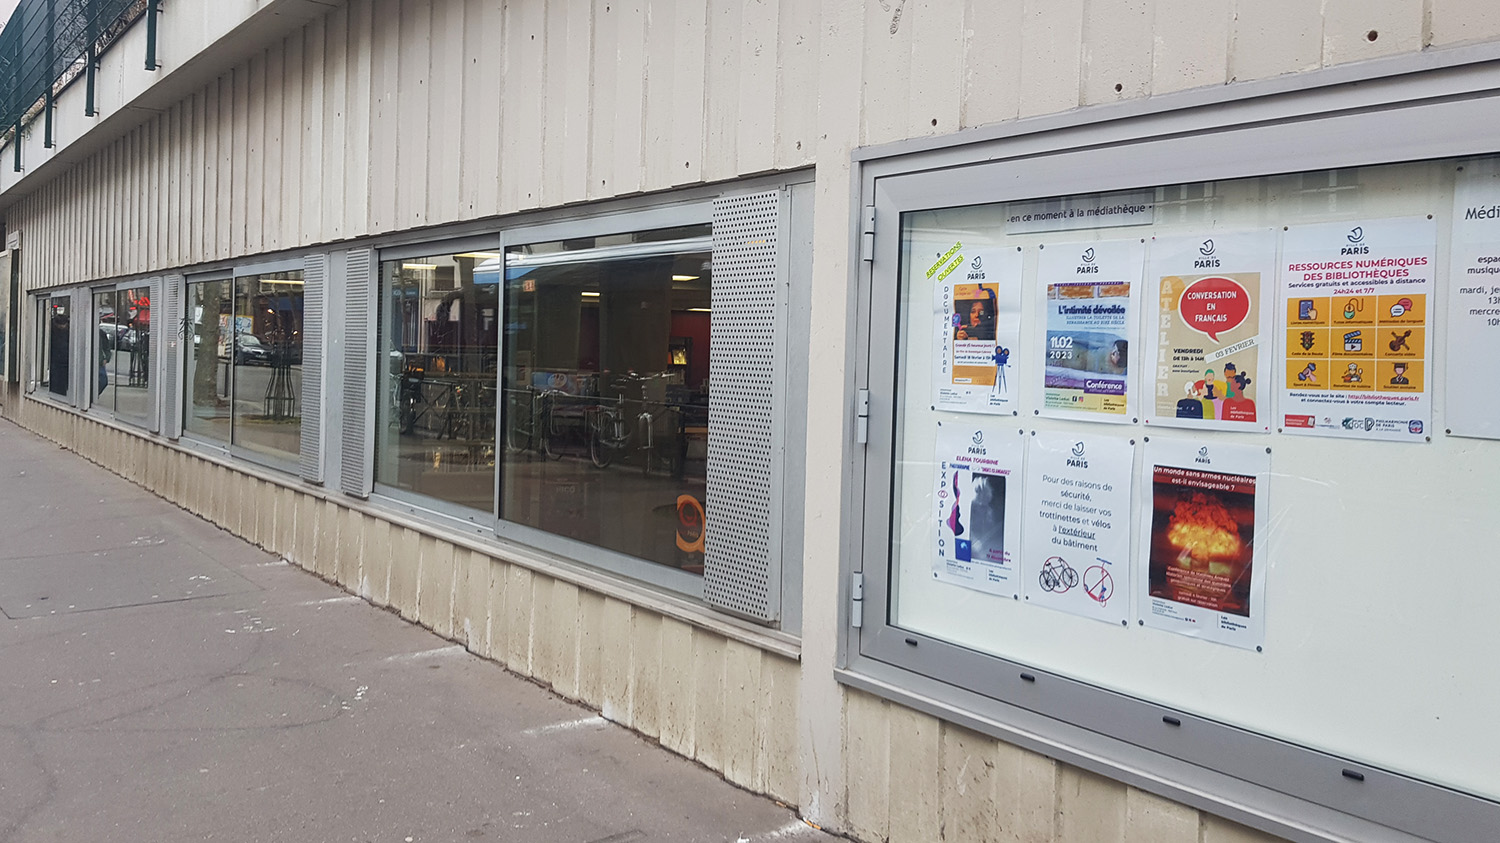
1138,438,1270,650
1279,217,1436,441
1447,160,1500,439
1145,232,1276,432
1020,431,1134,625
933,422,1024,597
932,246,1024,414
1036,239,1144,423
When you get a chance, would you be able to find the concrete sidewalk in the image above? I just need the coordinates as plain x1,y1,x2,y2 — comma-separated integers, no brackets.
0,420,836,843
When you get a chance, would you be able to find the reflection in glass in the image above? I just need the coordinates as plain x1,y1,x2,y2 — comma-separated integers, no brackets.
93,289,117,409
186,280,232,443
114,286,151,422
501,225,712,572
375,252,499,511
41,297,70,398
232,272,304,463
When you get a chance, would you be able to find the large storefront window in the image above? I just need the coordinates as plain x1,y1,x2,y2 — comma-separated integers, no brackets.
501,225,712,572
183,271,304,463
38,295,70,399
186,279,232,442
92,285,152,422
375,250,499,511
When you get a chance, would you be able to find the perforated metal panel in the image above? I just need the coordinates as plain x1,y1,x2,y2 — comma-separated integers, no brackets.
340,248,375,498
299,254,326,483
705,190,785,622
160,274,183,438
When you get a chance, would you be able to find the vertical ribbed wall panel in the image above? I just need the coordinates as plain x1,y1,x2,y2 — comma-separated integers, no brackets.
704,190,785,622
340,248,375,497
298,254,326,483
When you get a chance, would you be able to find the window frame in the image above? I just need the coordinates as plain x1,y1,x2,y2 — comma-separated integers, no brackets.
494,199,716,599
179,257,311,476
842,57,1500,843
84,277,158,428
30,289,78,405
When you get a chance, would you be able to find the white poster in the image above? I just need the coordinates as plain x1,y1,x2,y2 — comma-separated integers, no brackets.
1138,437,1270,650
1035,239,1145,423
1448,161,1500,439
1145,232,1277,432
1020,431,1135,625
1278,217,1435,441
932,247,1023,414
933,422,1024,597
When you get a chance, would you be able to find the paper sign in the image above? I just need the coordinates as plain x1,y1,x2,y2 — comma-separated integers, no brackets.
1278,218,1435,441
1021,432,1135,625
1036,239,1145,423
1138,437,1270,650
933,247,1023,414
1447,161,1500,439
1145,232,1276,432
934,422,1025,597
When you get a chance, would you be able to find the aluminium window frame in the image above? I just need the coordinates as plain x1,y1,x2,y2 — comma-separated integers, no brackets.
28,288,80,406
83,275,159,429
495,199,718,600
841,51,1500,843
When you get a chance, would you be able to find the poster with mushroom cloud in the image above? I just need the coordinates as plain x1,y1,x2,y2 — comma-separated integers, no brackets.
1138,437,1270,650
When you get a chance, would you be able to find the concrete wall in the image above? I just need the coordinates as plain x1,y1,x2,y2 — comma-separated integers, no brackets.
8,1,1497,841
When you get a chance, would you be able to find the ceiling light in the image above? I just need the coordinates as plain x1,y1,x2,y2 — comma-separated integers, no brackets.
403,263,438,270
687,307,711,313
672,275,699,282
455,252,501,260
580,291,600,298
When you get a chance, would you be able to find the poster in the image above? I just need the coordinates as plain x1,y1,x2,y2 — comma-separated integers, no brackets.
1020,431,1134,625
932,246,1023,414
1145,232,1276,432
1036,239,1144,423
1279,217,1435,441
933,422,1024,597
1138,438,1270,650
1447,161,1500,439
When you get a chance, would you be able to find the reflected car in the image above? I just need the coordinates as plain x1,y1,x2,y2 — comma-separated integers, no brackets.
234,334,272,365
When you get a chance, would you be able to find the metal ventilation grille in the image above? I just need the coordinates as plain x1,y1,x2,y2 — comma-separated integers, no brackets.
705,190,784,622
159,274,182,438
340,248,374,498
298,254,326,483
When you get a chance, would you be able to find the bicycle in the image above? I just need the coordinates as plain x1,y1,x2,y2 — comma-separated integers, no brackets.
587,375,681,474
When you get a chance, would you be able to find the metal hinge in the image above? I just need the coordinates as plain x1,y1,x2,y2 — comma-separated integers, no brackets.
855,388,870,445
850,571,865,629
860,205,875,262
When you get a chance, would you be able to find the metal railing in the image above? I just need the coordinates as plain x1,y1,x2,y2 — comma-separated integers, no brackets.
0,0,153,163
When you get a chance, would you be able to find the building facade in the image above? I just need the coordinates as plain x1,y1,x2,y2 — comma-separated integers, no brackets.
0,2,1496,842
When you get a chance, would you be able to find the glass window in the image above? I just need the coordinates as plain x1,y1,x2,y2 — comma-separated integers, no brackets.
375,250,500,511
185,279,233,443
231,271,304,463
183,271,304,463
501,225,712,572
38,296,71,399
93,288,117,409
113,286,152,423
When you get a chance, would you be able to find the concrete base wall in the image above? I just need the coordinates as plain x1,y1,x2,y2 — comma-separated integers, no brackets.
1,390,1285,843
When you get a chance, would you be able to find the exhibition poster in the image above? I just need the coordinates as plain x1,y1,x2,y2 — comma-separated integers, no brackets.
1145,232,1276,432
1279,217,1435,441
931,245,1024,414
1138,437,1270,650
1036,239,1145,423
933,422,1024,597
1447,161,1500,440
1020,431,1134,625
